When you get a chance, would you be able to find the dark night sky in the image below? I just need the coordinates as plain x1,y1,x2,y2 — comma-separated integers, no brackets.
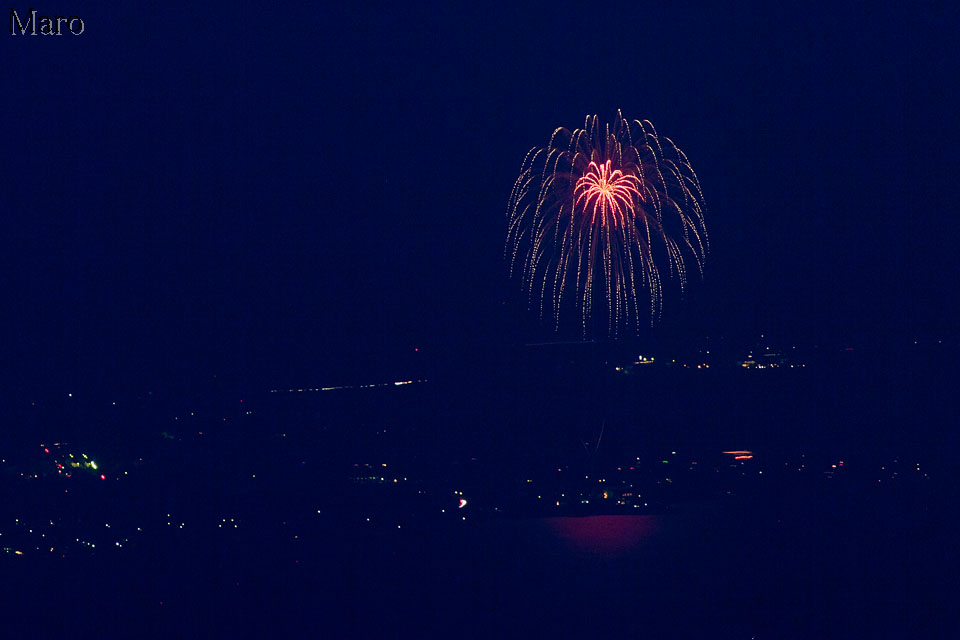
4,2,959,392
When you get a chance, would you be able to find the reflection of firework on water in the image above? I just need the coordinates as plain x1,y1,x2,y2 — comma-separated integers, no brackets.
506,110,708,335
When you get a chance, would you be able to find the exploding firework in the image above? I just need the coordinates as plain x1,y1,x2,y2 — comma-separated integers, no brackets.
506,110,708,335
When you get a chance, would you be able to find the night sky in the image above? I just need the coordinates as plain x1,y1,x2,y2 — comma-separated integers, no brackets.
5,2,959,393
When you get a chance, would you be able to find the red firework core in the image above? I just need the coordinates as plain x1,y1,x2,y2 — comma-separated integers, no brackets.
573,160,642,228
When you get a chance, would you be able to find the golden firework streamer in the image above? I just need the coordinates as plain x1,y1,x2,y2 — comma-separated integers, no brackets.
506,110,708,335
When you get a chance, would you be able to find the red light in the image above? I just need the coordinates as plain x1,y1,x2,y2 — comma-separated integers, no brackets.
545,515,658,556
43,448,50,454
100,474,106,480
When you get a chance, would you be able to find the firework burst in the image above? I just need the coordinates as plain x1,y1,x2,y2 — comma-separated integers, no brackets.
506,110,708,335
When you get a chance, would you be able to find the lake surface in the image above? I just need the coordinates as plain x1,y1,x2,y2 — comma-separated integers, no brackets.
5,488,953,639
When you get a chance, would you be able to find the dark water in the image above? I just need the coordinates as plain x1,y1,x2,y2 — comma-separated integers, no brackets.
325,497,954,639
5,487,955,639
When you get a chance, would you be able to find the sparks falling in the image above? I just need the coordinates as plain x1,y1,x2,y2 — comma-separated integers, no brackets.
506,110,708,335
